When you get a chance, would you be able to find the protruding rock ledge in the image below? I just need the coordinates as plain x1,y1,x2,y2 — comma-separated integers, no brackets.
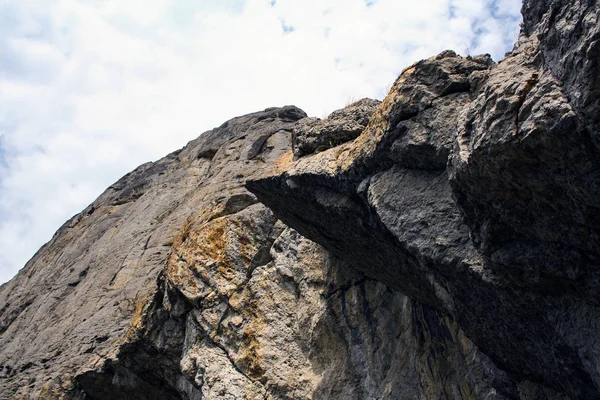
246,8,600,396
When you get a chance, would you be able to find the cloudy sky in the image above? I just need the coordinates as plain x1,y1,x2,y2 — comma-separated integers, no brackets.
0,0,521,284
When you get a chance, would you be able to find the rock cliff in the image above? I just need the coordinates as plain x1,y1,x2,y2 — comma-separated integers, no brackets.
1,0,599,399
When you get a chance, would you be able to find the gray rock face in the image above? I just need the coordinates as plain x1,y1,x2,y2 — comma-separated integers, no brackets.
522,0,600,149
0,107,309,398
0,104,509,400
246,1,600,399
292,98,381,157
1,0,600,399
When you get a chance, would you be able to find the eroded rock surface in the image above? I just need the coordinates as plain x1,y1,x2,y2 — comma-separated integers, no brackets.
292,98,381,157
247,1,600,399
2,0,600,399
0,105,511,400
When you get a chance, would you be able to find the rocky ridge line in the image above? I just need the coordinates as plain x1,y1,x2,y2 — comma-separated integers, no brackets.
1,0,600,399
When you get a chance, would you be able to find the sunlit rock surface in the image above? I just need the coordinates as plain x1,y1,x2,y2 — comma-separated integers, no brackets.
2,0,600,399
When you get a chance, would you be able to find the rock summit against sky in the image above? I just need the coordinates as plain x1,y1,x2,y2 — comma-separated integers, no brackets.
1,0,600,399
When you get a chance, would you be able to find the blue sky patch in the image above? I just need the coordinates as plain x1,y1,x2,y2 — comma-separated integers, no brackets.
448,4,457,18
282,21,295,34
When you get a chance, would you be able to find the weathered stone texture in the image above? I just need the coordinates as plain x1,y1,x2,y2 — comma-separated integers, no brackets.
292,98,381,157
247,0,600,398
0,104,509,400
2,0,600,399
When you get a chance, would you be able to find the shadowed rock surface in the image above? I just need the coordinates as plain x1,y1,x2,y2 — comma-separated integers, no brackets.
0,105,509,400
247,0,600,398
2,0,600,399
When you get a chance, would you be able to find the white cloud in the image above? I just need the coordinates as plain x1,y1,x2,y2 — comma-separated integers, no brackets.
0,0,521,284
